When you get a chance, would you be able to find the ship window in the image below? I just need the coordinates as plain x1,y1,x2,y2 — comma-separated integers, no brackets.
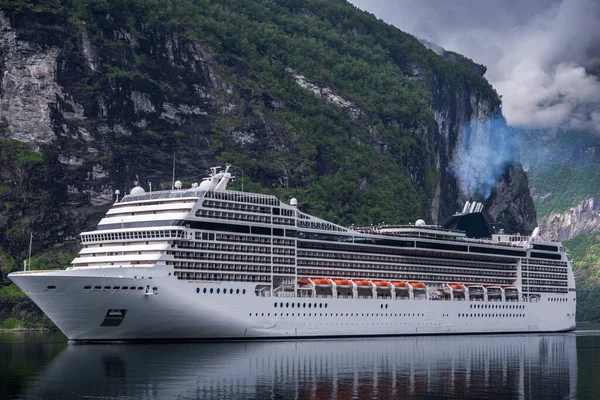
308,303,311,308
210,288,213,294
104,286,110,289
122,286,128,290
203,288,207,293
196,288,200,293
84,286,91,289
230,289,233,294
113,286,120,290
47,286,56,289
325,304,328,308
236,289,240,294
280,302,284,308
243,289,246,294
274,302,278,308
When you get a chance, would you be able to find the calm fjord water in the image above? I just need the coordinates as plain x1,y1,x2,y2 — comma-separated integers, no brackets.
2,329,600,399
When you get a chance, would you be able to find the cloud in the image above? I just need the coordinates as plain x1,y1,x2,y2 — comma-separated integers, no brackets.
350,0,600,133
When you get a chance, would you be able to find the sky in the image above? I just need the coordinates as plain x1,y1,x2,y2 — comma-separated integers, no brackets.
350,0,600,134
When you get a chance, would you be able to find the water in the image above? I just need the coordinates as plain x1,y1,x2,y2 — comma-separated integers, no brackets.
2,329,600,399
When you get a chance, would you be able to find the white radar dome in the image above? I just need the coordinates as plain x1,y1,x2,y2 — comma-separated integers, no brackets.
130,186,146,196
199,180,212,190
174,180,182,189
290,198,298,206
415,219,426,227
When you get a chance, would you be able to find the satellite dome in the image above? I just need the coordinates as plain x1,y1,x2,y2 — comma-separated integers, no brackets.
192,183,199,188
415,219,426,227
174,180,182,189
130,186,145,196
199,180,212,190
290,198,298,206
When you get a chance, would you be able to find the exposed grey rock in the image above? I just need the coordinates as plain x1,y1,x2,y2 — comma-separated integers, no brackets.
540,197,600,242
0,11,61,144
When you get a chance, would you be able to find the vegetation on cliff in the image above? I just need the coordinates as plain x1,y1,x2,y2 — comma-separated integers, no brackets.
0,0,508,325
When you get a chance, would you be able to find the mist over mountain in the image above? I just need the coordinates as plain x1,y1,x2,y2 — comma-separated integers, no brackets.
351,0,600,135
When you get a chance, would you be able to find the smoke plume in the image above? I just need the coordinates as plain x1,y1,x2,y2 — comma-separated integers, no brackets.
453,115,516,199
350,0,600,134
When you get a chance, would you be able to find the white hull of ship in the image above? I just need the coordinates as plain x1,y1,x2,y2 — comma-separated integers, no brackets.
9,267,576,341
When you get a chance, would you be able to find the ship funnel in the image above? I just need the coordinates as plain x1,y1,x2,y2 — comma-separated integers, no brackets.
469,202,477,213
462,201,470,214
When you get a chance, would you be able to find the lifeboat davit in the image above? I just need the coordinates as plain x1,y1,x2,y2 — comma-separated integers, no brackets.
352,280,373,288
332,279,352,287
372,281,391,289
409,281,427,290
391,281,409,289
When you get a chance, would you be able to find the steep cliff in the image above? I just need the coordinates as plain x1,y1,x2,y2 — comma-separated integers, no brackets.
0,0,535,292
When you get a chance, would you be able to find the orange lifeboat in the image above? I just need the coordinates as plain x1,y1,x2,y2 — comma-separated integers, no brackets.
352,280,373,288
409,281,427,290
311,278,332,286
297,278,311,286
332,279,352,287
391,281,409,289
448,283,465,290
372,281,391,289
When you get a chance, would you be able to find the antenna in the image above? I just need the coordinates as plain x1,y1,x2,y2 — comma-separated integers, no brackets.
148,181,152,193
27,232,32,271
241,169,244,192
171,151,176,190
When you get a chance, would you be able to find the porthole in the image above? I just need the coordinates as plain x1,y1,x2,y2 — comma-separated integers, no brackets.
319,304,322,308
230,289,233,294
291,303,295,308
274,302,278,308
196,288,200,294
303,303,306,308
243,289,246,294
297,303,301,308
385,304,388,309
203,288,207,293
286,303,289,308
308,303,312,308
210,288,213,294
380,304,383,309
280,302,284,308
325,304,328,309
236,289,240,294
216,288,220,294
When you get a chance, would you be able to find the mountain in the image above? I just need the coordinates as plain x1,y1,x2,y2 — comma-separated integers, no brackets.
517,129,600,321
0,0,534,327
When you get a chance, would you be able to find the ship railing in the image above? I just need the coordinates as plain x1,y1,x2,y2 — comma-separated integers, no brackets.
274,291,295,297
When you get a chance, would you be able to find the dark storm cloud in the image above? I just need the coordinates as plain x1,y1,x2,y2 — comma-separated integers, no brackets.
350,0,600,133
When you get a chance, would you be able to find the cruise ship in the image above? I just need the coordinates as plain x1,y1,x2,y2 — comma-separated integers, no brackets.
8,166,576,341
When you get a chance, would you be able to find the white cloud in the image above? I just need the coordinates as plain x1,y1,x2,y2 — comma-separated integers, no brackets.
350,0,600,133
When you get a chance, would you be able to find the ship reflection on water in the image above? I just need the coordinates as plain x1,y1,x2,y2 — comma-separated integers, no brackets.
26,334,576,399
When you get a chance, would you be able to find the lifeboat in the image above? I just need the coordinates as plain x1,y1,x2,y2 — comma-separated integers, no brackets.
409,281,427,290
332,279,352,287
504,286,519,296
311,278,333,287
352,280,373,288
448,283,465,291
391,281,409,289
372,281,391,289
297,278,311,287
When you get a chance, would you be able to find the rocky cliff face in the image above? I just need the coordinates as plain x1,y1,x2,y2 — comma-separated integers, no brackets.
0,2,536,280
540,197,600,242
